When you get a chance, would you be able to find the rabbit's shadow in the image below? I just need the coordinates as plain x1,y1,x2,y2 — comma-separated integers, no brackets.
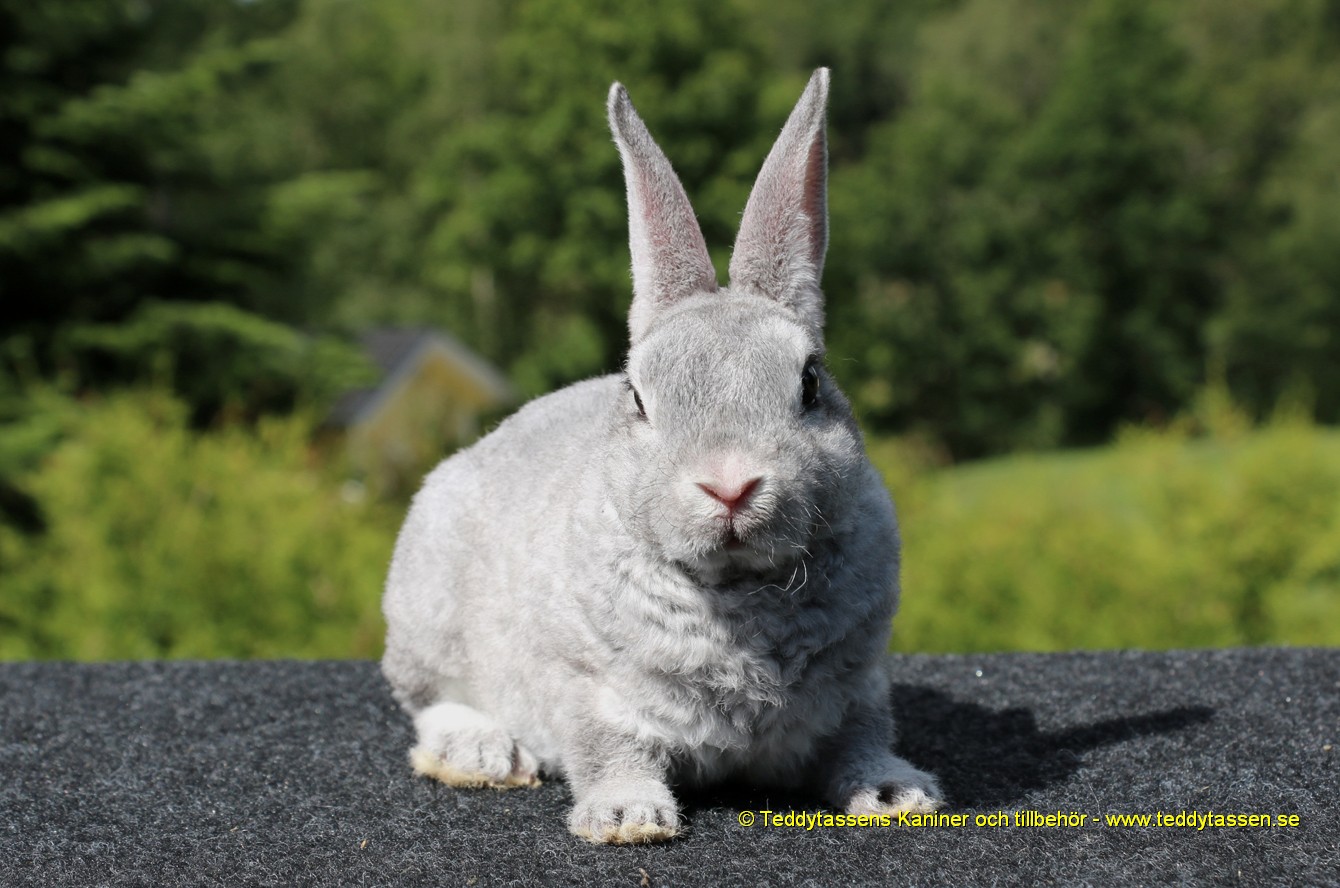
887,684,1214,809
682,685,1214,814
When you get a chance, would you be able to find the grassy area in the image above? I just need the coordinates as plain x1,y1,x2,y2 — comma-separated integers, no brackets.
877,412,1340,652
2,389,1337,659
0,391,398,660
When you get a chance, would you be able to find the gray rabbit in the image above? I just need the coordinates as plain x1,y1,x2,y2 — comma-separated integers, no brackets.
381,69,943,844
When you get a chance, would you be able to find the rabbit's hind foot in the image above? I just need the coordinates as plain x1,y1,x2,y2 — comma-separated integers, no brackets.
409,701,541,789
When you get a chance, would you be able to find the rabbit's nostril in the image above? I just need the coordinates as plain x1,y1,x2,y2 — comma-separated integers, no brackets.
697,477,761,513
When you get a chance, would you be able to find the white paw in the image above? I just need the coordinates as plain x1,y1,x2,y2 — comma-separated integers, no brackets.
844,757,944,815
410,702,540,789
568,780,680,844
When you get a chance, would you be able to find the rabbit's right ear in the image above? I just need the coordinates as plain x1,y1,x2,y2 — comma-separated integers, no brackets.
728,69,830,343
608,84,719,345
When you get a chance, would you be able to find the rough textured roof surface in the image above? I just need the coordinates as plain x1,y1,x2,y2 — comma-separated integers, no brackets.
2,649,1337,886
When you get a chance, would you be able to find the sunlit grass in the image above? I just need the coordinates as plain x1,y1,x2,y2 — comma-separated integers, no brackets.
877,406,1340,652
3,388,1336,659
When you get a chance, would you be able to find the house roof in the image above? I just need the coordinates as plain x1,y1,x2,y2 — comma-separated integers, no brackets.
326,328,514,427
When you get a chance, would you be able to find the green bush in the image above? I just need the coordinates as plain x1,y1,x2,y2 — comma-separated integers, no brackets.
2,388,1336,660
0,389,396,659
880,402,1340,652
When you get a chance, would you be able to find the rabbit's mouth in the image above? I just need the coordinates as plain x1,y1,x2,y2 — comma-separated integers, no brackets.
716,515,767,554
703,517,793,567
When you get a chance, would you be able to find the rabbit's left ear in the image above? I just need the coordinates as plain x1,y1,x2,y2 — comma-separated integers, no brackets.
609,84,720,345
729,68,830,341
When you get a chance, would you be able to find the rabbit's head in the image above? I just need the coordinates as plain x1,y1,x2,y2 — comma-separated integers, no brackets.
605,70,873,585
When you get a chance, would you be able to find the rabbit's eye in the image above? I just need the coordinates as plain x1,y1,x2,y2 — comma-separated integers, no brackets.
626,380,647,419
801,359,821,409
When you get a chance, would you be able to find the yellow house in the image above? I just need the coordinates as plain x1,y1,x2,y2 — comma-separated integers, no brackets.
326,329,515,493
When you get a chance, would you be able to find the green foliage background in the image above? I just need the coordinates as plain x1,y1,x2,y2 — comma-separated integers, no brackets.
884,395,1340,652
2,0,1338,657
3,388,1337,659
0,391,392,658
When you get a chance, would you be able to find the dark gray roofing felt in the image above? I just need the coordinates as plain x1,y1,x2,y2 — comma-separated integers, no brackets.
2,648,1337,886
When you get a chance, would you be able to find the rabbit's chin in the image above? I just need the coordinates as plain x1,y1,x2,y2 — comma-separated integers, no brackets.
679,538,804,589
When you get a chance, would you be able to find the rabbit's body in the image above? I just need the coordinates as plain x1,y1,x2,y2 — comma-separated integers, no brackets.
384,372,895,786
382,71,942,844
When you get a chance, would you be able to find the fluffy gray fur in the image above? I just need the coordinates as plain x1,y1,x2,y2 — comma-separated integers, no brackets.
381,68,943,845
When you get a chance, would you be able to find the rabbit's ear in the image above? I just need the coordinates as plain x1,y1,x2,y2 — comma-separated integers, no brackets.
729,68,830,340
608,84,719,345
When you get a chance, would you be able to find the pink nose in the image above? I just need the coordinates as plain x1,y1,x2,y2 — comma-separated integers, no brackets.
697,477,761,514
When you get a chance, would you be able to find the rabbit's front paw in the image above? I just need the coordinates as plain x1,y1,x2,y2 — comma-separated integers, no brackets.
568,779,681,844
410,701,540,789
842,755,944,816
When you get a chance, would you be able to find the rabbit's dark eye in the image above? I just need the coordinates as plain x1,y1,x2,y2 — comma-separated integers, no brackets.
801,359,821,410
626,379,647,419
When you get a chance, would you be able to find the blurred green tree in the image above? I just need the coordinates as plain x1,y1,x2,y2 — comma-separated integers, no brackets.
412,0,774,394
0,0,298,336
1184,0,1340,422
1015,0,1222,441
826,0,1101,456
3,0,1339,455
